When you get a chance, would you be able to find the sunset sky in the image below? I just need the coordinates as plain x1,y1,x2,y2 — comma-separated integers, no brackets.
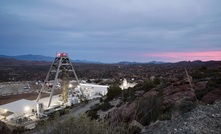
0,0,220,62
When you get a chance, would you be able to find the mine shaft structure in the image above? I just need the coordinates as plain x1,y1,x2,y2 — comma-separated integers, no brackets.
36,53,85,107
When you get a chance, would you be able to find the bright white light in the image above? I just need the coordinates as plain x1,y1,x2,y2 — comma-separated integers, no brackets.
69,84,73,88
4,109,8,113
24,106,30,112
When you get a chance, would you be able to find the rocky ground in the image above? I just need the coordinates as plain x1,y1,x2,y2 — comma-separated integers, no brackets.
0,121,12,134
143,101,221,134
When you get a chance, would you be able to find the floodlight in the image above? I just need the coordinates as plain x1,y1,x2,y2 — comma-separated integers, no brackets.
69,84,73,88
24,106,30,112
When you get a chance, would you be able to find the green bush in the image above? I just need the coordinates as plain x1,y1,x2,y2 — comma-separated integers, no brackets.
49,115,130,134
122,88,135,102
153,77,161,85
142,80,155,92
100,102,112,111
99,97,103,103
159,113,172,121
106,84,122,100
87,110,99,120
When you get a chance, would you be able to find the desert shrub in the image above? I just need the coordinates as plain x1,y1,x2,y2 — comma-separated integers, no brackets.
132,80,155,92
53,111,60,119
192,71,205,79
136,95,163,126
199,66,207,71
159,112,172,121
116,103,121,108
177,74,184,80
195,87,214,100
142,80,155,92
153,77,161,85
158,82,172,90
192,67,220,80
86,110,99,120
36,120,46,127
90,103,101,111
129,126,141,134
12,126,27,134
179,101,196,114
122,88,135,102
100,102,112,111
99,97,103,103
106,84,122,100
208,77,221,87
195,78,221,100
49,115,130,134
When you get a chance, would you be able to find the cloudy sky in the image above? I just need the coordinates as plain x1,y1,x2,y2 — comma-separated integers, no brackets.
0,0,221,62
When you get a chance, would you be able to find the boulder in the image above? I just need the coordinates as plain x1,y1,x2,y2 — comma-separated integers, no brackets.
195,81,208,90
202,88,221,104
143,91,158,98
163,84,195,108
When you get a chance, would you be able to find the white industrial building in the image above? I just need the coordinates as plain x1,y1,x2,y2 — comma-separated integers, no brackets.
0,83,109,122
0,99,38,120
120,78,137,90
74,83,108,99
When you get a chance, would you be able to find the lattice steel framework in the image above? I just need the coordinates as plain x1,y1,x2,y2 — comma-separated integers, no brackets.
36,53,85,107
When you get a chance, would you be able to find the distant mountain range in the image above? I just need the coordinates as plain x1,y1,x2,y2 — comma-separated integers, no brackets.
117,61,167,65
0,54,53,62
0,54,168,64
1,54,216,65
0,57,50,66
0,54,102,64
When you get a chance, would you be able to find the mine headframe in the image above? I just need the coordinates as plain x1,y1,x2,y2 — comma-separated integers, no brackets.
36,53,86,107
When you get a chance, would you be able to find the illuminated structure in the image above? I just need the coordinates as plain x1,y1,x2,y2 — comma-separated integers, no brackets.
120,78,137,90
36,53,85,107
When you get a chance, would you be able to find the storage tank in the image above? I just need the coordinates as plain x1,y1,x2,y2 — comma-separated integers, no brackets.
37,103,44,118
72,97,79,104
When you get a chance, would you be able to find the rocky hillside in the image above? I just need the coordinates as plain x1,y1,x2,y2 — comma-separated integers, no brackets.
98,65,221,133
144,101,221,134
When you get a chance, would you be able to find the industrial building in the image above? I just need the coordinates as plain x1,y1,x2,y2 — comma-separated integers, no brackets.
0,99,37,120
120,78,137,90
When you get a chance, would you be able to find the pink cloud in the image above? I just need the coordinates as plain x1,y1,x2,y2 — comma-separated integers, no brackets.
142,51,221,62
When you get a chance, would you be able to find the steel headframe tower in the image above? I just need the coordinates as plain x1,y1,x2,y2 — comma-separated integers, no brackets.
36,53,85,107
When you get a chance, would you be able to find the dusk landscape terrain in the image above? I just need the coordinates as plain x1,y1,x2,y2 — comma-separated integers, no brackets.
0,0,221,134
